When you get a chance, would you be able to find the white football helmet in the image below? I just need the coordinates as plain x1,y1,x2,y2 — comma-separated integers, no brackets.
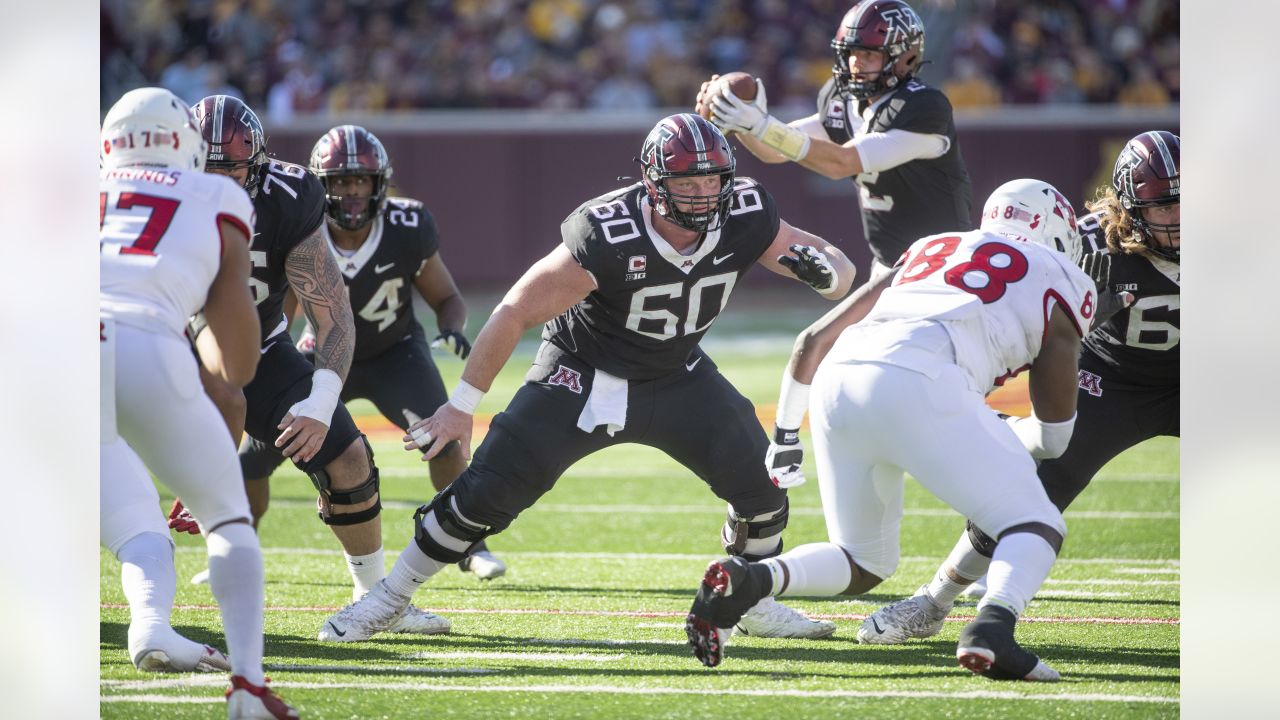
101,87,207,172
980,178,1082,264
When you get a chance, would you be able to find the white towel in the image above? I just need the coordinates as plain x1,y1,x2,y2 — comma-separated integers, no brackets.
576,368,628,436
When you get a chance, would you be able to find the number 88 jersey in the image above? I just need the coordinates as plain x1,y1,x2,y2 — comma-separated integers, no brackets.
862,229,1096,394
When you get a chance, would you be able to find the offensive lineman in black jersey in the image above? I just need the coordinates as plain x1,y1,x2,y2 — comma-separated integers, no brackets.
238,124,507,583
697,0,971,270
180,98,446,635
315,113,856,643
857,131,1180,648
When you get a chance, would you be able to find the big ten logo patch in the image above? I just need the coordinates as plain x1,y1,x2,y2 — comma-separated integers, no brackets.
626,255,647,281
548,365,584,394
1078,369,1103,397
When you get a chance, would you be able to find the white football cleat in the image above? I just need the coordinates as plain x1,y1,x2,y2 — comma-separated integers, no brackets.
459,550,507,580
388,604,451,635
857,584,950,645
191,567,211,585
131,630,230,673
736,596,836,639
318,580,408,642
226,675,299,719
960,574,988,599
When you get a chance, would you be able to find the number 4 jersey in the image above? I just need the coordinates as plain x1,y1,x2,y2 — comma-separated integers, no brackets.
100,167,254,336
547,178,779,380
829,229,1096,395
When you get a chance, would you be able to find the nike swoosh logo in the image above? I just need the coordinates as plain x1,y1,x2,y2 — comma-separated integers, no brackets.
327,621,347,637
712,253,734,265
870,618,884,634
375,262,395,274
686,356,702,371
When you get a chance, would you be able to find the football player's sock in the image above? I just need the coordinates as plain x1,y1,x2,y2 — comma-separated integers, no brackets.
761,542,852,597
206,522,266,685
384,541,448,599
926,531,992,606
345,547,386,601
118,532,178,653
978,533,1057,619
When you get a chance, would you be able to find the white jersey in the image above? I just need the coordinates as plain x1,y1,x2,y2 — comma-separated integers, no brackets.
100,167,253,336
827,229,1095,394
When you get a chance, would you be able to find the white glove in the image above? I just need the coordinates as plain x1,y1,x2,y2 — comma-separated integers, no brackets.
708,80,769,137
765,426,807,489
296,326,317,353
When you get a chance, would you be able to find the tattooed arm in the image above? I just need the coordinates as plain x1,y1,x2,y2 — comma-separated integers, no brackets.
285,226,354,381
273,226,355,462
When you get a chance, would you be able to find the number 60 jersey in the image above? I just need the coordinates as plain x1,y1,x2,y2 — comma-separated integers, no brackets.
547,178,779,380
834,229,1097,395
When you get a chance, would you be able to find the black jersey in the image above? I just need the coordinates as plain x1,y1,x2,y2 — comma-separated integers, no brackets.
248,159,326,344
1078,213,1180,387
817,78,973,266
329,197,440,361
545,178,779,380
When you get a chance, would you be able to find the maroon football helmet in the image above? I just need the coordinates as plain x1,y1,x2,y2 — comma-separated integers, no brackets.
1112,130,1180,261
191,95,268,197
639,113,736,233
831,0,926,101
309,125,393,231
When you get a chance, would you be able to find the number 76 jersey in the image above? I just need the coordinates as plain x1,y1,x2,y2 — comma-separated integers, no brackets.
856,229,1097,394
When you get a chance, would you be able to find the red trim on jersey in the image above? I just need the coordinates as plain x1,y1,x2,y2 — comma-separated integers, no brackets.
1042,289,1085,339
216,212,252,257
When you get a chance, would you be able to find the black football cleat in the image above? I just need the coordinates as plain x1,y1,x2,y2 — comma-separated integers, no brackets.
685,556,770,667
956,605,1059,681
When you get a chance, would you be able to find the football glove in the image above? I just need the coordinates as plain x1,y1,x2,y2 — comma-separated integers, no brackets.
167,499,201,535
1079,251,1135,328
296,327,317,354
765,426,806,489
431,330,472,359
779,244,837,293
708,79,769,136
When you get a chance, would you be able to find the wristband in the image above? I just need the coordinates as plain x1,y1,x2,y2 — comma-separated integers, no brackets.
775,371,811,431
448,380,485,415
301,368,342,424
1004,412,1077,459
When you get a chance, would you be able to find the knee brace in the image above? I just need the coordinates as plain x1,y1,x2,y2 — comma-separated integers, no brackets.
412,485,493,563
721,498,789,561
998,521,1065,555
965,519,999,558
312,437,381,526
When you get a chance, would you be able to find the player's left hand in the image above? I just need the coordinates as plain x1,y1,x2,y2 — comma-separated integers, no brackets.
275,411,330,463
708,80,769,137
167,499,201,535
431,330,472,359
765,426,806,488
1080,251,1134,328
404,402,474,462
778,244,837,292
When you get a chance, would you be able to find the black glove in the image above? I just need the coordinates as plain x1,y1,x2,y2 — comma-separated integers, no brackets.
1079,252,1133,328
778,244,836,292
764,426,806,488
431,330,472,359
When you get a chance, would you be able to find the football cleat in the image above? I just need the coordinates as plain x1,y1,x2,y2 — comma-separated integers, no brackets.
686,557,769,667
458,550,507,581
857,584,950,645
317,580,407,642
737,596,836,639
132,634,230,673
226,675,299,719
956,605,1059,682
387,604,451,635
191,567,211,585
960,574,988,599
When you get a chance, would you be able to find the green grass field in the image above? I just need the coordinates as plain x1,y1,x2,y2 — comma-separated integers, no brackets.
99,307,1179,718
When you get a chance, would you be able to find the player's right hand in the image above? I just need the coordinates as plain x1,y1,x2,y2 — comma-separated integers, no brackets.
1080,251,1135,328
404,402,473,462
765,426,806,489
167,499,201,535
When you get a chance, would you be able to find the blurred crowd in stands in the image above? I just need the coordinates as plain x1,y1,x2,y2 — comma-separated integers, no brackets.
101,0,1178,121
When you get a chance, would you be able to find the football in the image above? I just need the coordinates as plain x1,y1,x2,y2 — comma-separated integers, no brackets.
697,71,757,119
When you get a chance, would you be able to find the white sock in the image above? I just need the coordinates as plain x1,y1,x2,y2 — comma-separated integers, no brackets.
206,522,266,685
345,547,386,601
926,531,993,606
384,541,448,599
978,532,1057,619
761,542,853,597
117,532,177,655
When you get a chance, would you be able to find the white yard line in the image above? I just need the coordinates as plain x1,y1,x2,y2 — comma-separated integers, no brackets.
404,651,626,662
1044,579,1179,586
100,680,1178,704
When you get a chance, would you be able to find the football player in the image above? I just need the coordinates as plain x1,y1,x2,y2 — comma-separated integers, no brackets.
100,88,297,718
686,179,1104,681
859,131,1179,644
314,113,855,643
180,97,446,634
698,0,972,271
237,124,506,582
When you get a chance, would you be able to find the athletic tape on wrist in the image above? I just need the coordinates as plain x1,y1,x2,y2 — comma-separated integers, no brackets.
775,371,811,431
448,380,485,415
760,117,811,162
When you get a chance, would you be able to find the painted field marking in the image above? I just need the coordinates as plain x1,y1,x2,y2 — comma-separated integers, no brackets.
1037,590,1131,598
1114,567,1181,574
267,663,493,675
99,679,1178,704
1043,579,1179,586
405,651,625,662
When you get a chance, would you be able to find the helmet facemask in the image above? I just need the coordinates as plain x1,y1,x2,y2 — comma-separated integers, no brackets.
831,0,925,102
646,169,735,233
309,125,393,233
639,113,737,234
1113,131,1180,263
321,174,386,232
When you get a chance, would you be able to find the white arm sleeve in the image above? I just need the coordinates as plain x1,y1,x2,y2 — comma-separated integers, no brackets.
852,130,950,173
789,114,827,139
1004,413,1077,460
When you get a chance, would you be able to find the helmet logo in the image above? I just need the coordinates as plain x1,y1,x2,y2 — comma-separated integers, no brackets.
1048,188,1077,231
880,7,921,47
